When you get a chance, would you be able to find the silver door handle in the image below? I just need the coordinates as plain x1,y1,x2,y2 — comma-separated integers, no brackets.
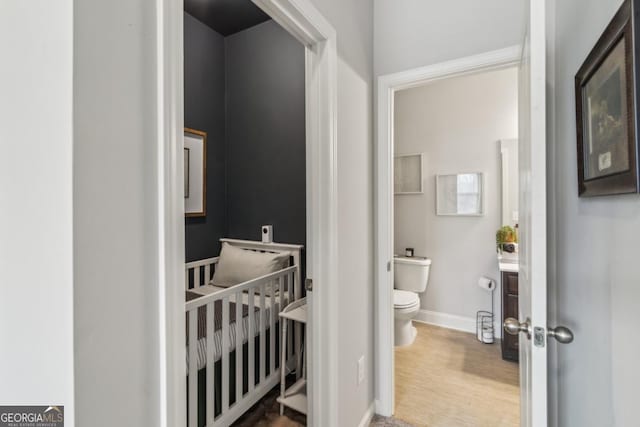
504,317,531,338
547,325,574,344
505,318,574,344
305,278,313,292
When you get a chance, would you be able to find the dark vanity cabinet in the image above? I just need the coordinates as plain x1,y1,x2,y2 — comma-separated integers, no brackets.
501,271,519,362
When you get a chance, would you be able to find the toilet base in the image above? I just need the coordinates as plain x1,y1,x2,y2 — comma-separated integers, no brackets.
394,318,417,347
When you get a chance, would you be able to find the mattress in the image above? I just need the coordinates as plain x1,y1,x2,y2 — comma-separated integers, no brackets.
185,286,287,372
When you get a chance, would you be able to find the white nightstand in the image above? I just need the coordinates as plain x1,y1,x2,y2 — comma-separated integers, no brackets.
277,297,307,415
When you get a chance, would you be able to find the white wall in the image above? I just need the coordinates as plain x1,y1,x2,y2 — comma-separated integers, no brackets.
73,1,163,425
374,0,525,76
394,67,518,334
5,1,371,425
0,1,74,423
308,0,375,425
552,0,640,425
71,0,374,426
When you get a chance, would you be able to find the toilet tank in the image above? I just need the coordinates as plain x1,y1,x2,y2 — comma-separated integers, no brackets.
394,256,432,292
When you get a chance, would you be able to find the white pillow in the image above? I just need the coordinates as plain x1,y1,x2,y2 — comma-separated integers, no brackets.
211,242,289,293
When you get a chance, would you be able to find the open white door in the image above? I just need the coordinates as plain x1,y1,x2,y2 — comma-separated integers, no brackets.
504,1,571,426
512,0,548,426
506,2,576,424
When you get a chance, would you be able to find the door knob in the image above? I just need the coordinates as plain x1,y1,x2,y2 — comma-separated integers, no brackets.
504,317,531,338
547,325,574,344
504,318,574,345
305,278,313,292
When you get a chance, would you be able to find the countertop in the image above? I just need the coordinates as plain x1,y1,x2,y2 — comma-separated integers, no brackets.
497,253,519,273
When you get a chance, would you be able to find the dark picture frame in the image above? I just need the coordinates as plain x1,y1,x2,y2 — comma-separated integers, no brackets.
184,147,190,199
184,128,207,217
575,0,640,197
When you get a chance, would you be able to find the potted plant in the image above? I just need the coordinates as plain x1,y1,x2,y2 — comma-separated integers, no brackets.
496,225,518,253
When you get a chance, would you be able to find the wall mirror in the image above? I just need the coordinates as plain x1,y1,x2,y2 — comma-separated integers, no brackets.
394,153,423,194
500,139,519,226
436,172,484,216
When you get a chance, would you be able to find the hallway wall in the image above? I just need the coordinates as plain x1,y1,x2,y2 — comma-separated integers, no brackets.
373,0,524,411
73,0,163,425
374,0,525,76
308,0,375,425
552,0,640,425
0,1,75,422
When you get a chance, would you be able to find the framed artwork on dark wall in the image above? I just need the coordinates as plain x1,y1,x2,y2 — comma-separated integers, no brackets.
184,128,207,217
184,147,190,199
575,0,640,197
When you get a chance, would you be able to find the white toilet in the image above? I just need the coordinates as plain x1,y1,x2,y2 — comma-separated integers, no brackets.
394,255,432,347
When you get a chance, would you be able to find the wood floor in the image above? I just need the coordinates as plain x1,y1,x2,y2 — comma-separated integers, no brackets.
231,376,306,427
394,323,520,427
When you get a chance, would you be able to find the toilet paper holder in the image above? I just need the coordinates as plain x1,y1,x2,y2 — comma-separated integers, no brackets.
476,311,495,344
476,276,496,344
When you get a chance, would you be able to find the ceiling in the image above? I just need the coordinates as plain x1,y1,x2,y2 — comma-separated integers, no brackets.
184,0,271,36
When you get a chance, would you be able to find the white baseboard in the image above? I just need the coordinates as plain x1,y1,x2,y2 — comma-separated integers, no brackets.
357,402,375,427
414,309,502,339
373,399,387,417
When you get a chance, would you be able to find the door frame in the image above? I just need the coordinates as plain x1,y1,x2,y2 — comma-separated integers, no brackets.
374,46,521,416
156,0,339,425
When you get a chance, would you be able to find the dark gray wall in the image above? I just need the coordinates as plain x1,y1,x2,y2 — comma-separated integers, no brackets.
225,21,306,246
184,13,226,261
184,17,305,259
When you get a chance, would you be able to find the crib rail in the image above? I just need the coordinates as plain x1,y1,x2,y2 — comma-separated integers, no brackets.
185,257,219,291
186,265,300,427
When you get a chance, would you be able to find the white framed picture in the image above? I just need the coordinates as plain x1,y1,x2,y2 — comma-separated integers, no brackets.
394,153,424,194
184,128,207,217
436,172,484,216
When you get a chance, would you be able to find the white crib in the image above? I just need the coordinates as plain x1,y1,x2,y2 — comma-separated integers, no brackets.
184,238,303,427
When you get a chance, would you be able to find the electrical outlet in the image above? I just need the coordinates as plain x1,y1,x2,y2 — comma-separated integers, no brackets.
357,355,365,385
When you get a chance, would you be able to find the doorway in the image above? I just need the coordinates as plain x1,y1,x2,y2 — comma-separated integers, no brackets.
374,46,522,423
158,0,339,425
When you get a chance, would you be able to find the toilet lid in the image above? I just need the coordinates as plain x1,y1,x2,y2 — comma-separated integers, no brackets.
394,289,419,308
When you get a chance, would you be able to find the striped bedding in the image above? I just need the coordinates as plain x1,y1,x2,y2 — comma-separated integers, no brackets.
185,288,287,372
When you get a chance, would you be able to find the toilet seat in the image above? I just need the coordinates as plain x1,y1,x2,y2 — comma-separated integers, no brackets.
393,289,419,309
